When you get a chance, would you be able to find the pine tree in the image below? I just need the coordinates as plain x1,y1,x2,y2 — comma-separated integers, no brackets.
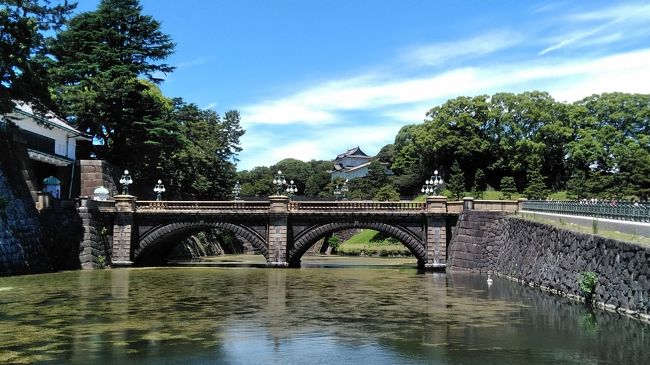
446,161,465,201
0,0,75,113
49,0,176,164
472,168,486,198
500,176,517,200
524,165,549,200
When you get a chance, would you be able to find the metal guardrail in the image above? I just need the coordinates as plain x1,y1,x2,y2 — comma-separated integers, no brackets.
288,201,426,212
136,201,271,211
522,200,650,223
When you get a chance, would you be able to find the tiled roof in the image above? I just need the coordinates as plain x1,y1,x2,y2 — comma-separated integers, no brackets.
336,146,369,160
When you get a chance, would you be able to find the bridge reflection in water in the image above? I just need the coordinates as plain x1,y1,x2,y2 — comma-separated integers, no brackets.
80,195,520,269
0,263,647,364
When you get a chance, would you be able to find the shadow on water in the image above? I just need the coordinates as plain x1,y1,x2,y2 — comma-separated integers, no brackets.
0,256,648,364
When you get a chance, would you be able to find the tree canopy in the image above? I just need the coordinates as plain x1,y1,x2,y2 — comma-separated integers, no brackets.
0,0,75,114
390,91,650,200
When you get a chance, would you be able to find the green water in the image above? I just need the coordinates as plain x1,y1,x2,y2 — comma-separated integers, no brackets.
0,256,648,364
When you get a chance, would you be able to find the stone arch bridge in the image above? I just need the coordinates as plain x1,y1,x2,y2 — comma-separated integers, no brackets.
78,195,519,270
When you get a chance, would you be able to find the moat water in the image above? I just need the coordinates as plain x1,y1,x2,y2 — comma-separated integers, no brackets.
0,256,648,364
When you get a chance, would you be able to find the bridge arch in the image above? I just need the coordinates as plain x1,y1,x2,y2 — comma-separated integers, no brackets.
134,222,268,265
288,222,426,267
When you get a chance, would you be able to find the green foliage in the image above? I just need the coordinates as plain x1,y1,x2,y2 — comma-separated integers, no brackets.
446,161,465,200
472,168,486,198
524,164,548,200
96,255,107,269
578,271,598,303
373,184,400,201
0,0,75,114
49,0,176,165
326,235,340,250
161,101,243,199
500,176,517,199
389,91,650,200
236,159,331,198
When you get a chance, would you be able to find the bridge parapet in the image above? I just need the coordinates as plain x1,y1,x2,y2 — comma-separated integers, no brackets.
136,200,271,212
288,200,426,212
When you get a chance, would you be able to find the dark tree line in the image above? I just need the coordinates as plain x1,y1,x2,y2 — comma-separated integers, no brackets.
2,0,243,199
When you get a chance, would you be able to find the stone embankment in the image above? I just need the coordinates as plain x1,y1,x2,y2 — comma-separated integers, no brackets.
449,211,650,321
0,130,83,275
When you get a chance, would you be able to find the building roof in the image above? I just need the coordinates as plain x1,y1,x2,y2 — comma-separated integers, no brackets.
11,101,88,139
335,146,369,160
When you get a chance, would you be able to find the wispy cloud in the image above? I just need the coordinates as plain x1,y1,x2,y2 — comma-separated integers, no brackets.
202,102,218,110
538,25,608,55
404,30,523,67
175,56,215,70
538,2,650,55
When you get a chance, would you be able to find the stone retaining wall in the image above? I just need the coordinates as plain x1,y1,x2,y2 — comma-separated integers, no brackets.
449,211,650,321
0,131,52,275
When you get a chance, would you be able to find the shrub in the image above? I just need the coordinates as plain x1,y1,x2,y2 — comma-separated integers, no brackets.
578,271,598,304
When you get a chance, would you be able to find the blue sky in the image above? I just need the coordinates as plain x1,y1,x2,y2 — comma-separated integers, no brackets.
76,1,650,170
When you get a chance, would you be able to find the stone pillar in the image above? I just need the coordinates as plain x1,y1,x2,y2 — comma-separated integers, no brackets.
425,196,447,270
517,198,527,212
463,196,474,210
267,195,289,268
112,195,136,267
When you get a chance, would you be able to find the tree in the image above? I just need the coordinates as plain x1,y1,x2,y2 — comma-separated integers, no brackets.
374,184,400,201
49,0,175,163
500,176,517,200
472,168,486,198
0,0,75,114
524,164,548,200
161,100,243,200
446,161,465,200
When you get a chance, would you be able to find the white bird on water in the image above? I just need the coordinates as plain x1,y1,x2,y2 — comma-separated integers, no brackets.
487,274,493,287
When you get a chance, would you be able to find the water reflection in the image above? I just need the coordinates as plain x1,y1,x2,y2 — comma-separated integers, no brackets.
0,259,648,364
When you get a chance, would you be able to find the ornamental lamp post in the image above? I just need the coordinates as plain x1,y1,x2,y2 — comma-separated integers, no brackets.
286,180,298,200
272,170,287,195
421,169,443,196
333,184,342,200
119,169,133,195
341,179,349,200
153,179,166,201
232,180,242,200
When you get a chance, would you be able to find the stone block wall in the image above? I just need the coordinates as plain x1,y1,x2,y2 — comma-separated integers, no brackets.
449,211,650,320
79,160,119,197
39,207,83,270
77,199,113,268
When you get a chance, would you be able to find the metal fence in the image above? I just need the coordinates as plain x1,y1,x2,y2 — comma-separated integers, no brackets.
521,200,650,223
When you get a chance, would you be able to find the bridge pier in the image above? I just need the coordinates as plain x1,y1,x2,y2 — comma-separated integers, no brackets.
267,196,289,268
112,195,136,267
425,196,447,270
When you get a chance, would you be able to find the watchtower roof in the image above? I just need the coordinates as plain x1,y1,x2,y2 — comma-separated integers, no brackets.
336,146,368,160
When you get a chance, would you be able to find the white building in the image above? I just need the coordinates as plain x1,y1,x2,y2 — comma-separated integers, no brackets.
4,102,88,199
331,146,393,181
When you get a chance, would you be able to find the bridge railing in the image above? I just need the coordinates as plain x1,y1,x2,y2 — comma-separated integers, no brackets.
136,200,271,211
288,201,426,212
521,200,650,222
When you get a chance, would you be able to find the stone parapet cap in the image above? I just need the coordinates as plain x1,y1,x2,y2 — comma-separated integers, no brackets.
114,194,136,212
426,195,447,213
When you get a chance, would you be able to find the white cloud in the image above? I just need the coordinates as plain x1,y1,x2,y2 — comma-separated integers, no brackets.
202,102,218,110
403,30,523,67
538,2,650,55
538,25,608,55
